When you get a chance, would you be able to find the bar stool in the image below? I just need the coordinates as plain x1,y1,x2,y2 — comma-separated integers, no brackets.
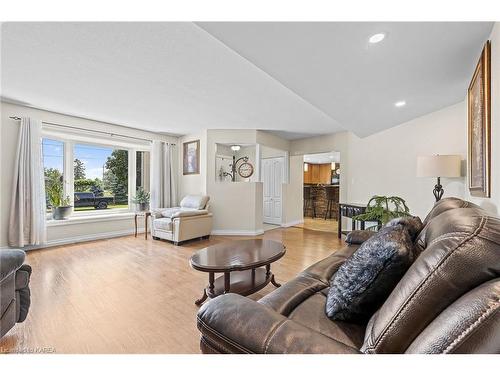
324,186,337,220
303,186,316,218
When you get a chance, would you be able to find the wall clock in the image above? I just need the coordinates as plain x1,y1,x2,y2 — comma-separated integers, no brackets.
238,162,254,179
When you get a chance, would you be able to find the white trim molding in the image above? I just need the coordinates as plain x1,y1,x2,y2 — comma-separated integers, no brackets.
46,212,136,226
1,228,145,251
281,219,304,228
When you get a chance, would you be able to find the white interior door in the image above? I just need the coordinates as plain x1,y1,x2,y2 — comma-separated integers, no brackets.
263,157,283,225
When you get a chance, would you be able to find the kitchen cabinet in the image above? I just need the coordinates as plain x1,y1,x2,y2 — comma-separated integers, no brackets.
303,163,331,184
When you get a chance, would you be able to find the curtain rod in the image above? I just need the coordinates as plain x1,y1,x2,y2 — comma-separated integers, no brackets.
8,116,176,145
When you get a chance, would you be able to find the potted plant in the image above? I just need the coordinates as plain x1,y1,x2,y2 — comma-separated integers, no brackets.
353,195,411,228
132,187,150,212
47,177,73,220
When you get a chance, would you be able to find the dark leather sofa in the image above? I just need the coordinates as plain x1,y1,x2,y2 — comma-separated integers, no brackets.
0,249,32,338
197,198,500,354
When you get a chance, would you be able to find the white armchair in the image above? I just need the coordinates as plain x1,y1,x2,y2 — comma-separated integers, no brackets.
150,195,213,245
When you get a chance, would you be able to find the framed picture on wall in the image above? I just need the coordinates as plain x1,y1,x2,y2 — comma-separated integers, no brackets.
468,40,491,198
183,140,200,175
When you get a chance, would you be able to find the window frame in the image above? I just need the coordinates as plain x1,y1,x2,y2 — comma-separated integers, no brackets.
41,128,151,219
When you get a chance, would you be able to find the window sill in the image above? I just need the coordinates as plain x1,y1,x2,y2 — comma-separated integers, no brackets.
46,212,136,227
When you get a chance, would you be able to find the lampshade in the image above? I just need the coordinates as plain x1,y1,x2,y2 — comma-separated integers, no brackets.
416,155,461,178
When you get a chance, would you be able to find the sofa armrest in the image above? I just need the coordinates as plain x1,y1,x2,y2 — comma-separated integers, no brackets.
197,294,360,354
345,230,375,245
0,249,25,283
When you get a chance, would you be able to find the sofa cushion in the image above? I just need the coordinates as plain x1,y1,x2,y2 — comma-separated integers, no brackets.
258,275,327,316
161,208,209,218
289,292,366,349
405,278,500,354
326,224,415,322
362,206,500,354
153,217,173,232
300,245,359,284
180,195,210,210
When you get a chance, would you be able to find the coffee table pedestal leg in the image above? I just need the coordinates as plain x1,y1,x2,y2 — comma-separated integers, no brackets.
195,272,215,306
266,264,281,288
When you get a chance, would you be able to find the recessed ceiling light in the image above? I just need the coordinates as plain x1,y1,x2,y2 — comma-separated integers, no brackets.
369,33,385,44
395,101,406,107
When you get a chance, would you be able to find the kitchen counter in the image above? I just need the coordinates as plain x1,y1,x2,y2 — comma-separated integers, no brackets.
304,184,339,219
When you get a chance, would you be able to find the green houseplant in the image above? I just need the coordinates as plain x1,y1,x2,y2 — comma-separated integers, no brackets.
46,176,72,220
353,195,411,227
132,187,151,212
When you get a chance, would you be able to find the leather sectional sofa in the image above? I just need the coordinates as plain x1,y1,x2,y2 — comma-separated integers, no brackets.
197,198,500,354
0,249,32,338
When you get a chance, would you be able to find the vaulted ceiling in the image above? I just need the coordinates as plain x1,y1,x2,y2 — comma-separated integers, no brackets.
1,22,493,139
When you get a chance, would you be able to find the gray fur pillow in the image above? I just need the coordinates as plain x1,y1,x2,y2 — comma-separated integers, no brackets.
326,224,416,322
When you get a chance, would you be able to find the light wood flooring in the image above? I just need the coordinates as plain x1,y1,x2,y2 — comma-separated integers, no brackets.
0,227,344,354
294,217,338,233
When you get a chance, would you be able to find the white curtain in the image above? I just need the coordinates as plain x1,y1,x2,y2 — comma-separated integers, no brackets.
8,117,46,247
150,140,177,209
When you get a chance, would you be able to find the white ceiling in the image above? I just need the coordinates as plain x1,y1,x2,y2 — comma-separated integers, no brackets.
1,22,493,139
304,151,340,164
198,22,493,137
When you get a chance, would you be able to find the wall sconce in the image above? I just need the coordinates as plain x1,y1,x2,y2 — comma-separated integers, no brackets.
231,145,241,152
304,163,309,172
331,162,336,171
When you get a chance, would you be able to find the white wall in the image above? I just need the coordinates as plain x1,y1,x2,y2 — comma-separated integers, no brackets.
465,23,500,214
0,101,178,248
178,131,207,198
289,103,467,220
282,155,304,226
206,129,264,234
346,102,467,219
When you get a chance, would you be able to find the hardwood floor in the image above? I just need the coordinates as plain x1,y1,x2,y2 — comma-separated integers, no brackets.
294,217,338,233
0,227,344,354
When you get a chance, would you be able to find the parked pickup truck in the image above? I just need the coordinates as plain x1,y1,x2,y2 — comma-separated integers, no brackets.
74,192,115,209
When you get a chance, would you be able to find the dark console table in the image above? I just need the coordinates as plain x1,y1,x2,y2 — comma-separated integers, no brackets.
337,203,370,238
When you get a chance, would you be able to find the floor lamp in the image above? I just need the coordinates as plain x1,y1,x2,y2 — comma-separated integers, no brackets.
417,155,462,202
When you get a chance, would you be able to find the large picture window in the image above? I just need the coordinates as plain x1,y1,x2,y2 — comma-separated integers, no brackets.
42,139,65,212
41,132,150,219
73,144,129,211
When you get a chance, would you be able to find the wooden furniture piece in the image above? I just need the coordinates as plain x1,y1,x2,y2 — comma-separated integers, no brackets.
324,186,337,220
134,211,152,240
303,186,316,218
337,203,368,238
189,239,286,306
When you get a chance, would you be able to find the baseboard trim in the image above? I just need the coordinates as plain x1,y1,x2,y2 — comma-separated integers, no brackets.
281,219,304,228
1,229,145,251
211,229,265,236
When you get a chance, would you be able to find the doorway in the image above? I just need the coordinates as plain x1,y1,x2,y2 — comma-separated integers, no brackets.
297,151,341,233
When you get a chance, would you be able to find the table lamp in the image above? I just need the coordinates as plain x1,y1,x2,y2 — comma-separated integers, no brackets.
417,155,461,201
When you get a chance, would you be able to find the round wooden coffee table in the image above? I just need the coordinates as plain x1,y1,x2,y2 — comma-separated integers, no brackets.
189,239,286,305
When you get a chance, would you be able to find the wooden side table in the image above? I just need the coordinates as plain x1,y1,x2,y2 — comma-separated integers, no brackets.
134,211,152,239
